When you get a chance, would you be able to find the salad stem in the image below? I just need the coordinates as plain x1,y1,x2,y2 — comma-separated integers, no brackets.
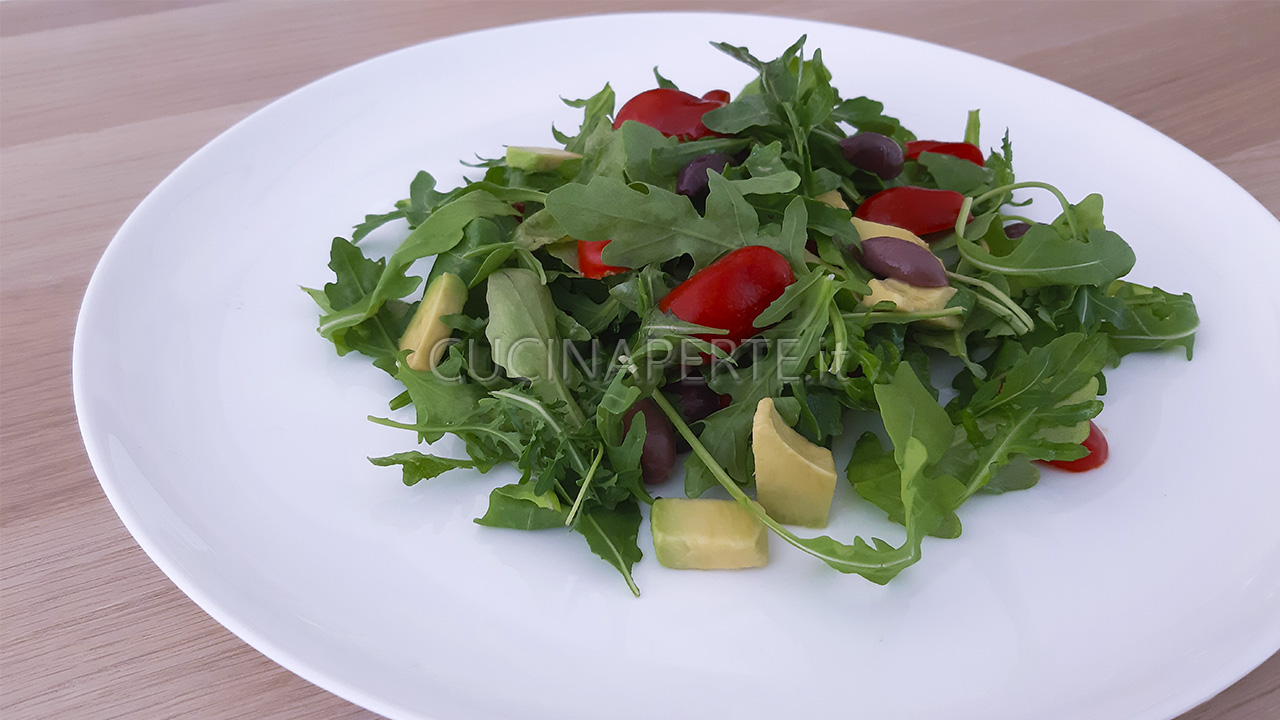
367,416,525,455
964,181,1080,240
842,307,964,324
827,304,849,373
565,444,604,526
947,271,1035,333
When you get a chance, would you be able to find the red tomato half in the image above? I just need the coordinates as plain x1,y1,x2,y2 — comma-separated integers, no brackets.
658,246,794,351
700,89,732,104
854,186,968,237
1044,421,1109,472
905,140,986,166
577,240,627,279
613,88,728,141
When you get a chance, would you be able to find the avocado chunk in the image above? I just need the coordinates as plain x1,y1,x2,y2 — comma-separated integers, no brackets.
651,498,768,570
860,278,961,330
814,189,849,211
851,217,929,248
505,146,582,172
399,272,467,371
752,398,837,528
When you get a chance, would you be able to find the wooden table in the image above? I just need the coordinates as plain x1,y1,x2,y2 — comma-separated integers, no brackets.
2,2,1277,718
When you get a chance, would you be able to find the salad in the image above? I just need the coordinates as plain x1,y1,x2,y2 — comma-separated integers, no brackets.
306,37,1199,595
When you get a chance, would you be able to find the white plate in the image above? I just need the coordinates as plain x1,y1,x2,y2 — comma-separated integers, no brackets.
74,12,1280,720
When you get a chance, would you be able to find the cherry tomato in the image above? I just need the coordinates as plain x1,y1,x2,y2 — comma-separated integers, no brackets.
854,186,968,238
658,246,794,351
701,89,731,104
905,140,985,166
1044,421,1109,472
613,88,727,141
577,240,627,279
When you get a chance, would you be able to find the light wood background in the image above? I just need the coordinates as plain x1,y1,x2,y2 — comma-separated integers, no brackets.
2,1,1278,719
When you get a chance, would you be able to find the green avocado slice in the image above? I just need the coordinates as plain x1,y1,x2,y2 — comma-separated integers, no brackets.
399,272,467,371
651,498,769,570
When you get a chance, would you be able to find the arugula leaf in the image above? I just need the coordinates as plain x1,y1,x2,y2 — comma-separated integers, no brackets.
957,224,1136,288
847,432,964,539
352,210,405,243
319,191,517,341
558,84,615,155
702,94,775,134
546,174,766,270
308,238,416,373
917,151,991,194
574,502,643,596
964,110,981,146
475,482,567,530
830,96,915,143
485,269,587,427
1103,282,1200,360
575,120,627,184
653,67,678,90
729,141,801,195
512,208,568,251
428,216,513,287
369,452,474,486
874,362,953,463
396,171,450,227
947,333,1107,502
762,273,834,378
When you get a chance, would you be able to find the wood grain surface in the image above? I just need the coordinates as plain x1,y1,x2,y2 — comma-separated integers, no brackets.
2,2,1277,719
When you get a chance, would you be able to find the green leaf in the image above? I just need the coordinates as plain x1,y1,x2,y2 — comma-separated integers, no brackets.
701,94,774,134
319,192,517,341
485,269,586,427
831,97,915,143
545,174,765,270
653,66,678,90
402,171,448,227
1103,282,1199,360
428,216,510,288
314,238,418,372
874,362,953,464
917,151,991,195
618,121,673,186
560,84,615,155
946,333,1107,502
352,210,405,242
1054,193,1107,235
956,224,1136,288
981,455,1039,494
847,432,964,539
753,268,826,326
574,118,627,184
964,109,981,146
475,482,567,530
681,402,752,498
575,502,643,596
394,353,487,433
512,208,568,251
648,136,750,180
369,451,474,486
762,273,834,379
